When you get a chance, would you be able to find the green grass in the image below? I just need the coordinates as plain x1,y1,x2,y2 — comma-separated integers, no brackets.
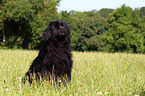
0,50,145,96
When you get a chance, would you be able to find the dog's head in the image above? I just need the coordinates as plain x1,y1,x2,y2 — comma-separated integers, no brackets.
43,20,70,41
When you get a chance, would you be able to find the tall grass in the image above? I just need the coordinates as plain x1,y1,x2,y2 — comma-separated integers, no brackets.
0,50,145,96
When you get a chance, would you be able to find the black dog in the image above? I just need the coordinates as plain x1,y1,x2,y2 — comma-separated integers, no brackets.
23,20,72,84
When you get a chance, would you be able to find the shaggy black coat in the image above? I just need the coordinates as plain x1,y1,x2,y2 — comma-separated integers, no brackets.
23,20,72,84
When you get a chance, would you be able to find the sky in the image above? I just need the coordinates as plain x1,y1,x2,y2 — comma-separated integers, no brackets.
57,0,145,12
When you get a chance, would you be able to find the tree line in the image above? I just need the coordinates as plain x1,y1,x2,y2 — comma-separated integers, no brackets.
0,0,145,53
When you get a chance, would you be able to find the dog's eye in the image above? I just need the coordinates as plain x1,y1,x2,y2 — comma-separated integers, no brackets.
55,26,59,29
61,23,64,26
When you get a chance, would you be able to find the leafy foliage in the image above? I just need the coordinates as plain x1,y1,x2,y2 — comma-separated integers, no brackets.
98,8,114,18
0,3,145,53
140,7,145,17
0,0,60,49
103,4,144,53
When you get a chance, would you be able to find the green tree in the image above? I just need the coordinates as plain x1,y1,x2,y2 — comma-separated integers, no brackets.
103,4,144,53
140,7,145,17
98,8,114,18
140,16,145,52
0,0,60,49
68,11,106,51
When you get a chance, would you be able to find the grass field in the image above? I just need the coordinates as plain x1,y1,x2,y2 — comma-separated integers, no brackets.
0,50,145,96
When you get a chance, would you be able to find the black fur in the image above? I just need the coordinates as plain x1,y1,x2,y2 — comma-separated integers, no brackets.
22,20,72,84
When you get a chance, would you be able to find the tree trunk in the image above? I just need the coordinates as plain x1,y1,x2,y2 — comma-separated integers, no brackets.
22,33,30,49
2,23,6,47
10,35,20,48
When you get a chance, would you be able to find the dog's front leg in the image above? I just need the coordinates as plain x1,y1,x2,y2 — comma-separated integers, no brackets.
67,71,71,83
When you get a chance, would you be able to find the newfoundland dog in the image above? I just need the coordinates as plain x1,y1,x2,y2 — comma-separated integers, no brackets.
22,20,73,84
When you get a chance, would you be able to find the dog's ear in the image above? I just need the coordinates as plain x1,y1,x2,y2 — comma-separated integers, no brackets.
43,21,53,41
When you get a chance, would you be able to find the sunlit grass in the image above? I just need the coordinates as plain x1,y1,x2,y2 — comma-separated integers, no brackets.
0,50,145,95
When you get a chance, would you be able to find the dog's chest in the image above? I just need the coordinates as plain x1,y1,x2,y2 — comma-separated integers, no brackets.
45,42,70,63
53,48,68,60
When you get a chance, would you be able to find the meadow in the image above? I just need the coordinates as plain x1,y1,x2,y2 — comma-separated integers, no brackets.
0,50,145,96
